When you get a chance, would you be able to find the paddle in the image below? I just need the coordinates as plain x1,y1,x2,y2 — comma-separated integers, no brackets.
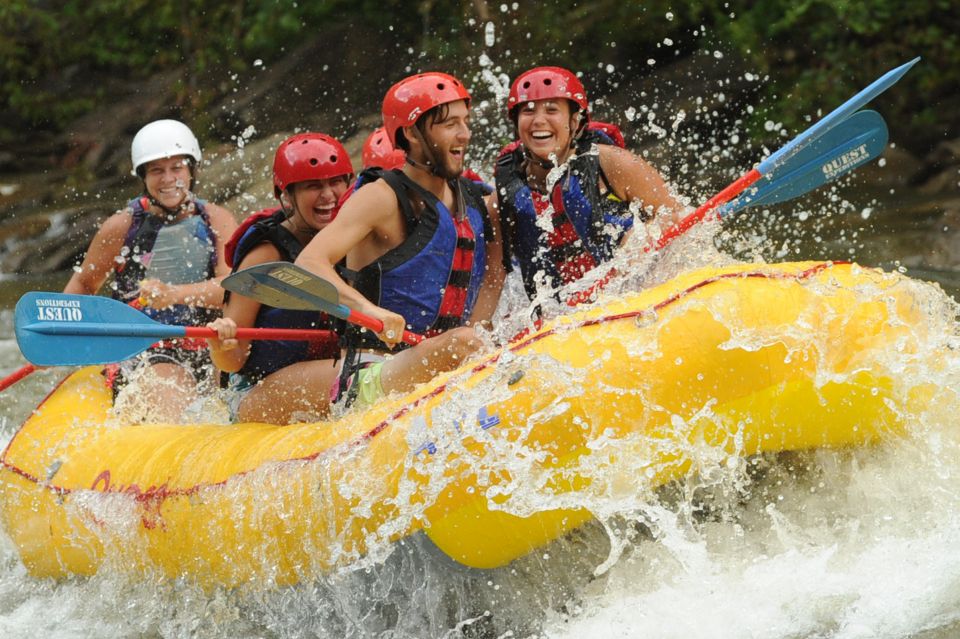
717,109,888,217
221,113,890,320
565,109,893,306
221,262,424,346
14,292,338,366
0,364,38,392
654,57,918,251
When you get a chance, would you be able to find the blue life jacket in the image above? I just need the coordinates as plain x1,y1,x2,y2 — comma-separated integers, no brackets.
113,196,218,326
494,130,634,299
347,168,491,350
227,207,339,381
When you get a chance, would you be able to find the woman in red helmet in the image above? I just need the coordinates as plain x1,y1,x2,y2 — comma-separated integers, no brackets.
495,66,682,302
206,133,353,423
295,72,505,412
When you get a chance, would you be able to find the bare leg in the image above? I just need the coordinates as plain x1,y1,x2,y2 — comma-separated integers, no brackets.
138,361,198,422
237,359,340,424
379,326,481,396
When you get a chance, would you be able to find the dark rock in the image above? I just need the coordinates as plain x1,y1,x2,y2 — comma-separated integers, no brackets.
913,138,960,195
61,69,184,178
0,208,108,274
852,144,922,189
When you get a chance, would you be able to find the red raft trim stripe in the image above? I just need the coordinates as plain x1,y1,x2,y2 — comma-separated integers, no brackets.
1,262,844,505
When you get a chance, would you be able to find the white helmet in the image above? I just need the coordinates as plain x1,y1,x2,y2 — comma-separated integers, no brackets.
130,119,202,176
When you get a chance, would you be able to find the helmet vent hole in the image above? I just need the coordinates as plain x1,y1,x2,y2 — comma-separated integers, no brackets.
309,158,319,166
329,155,338,163
522,81,531,89
301,140,309,145
437,82,446,91
544,79,552,86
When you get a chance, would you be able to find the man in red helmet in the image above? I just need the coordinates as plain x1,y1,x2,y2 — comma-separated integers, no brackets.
206,133,353,423
495,66,682,304
295,72,505,411
362,123,488,184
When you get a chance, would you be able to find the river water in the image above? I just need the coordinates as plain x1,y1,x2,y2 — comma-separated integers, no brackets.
2,63,960,638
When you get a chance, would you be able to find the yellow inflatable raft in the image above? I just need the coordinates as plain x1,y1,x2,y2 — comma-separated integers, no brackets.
0,261,944,588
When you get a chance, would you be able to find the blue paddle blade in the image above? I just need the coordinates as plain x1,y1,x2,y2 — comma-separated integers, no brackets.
758,57,917,173
222,262,351,319
15,292,185,366
720,110,888,218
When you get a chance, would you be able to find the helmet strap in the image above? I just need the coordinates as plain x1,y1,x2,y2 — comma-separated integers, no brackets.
570,113,587,148
278,189,296,219
521,145,555,170
404,155,437,175
404,120,467,218
285,204,319,240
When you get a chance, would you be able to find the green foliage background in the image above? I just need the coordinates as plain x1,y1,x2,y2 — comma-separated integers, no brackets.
1,0,956,153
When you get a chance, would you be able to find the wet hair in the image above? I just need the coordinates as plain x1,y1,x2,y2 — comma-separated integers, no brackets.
395,102,452,152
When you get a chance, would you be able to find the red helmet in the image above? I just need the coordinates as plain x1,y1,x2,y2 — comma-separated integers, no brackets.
382,72,471,147
273,133,354,199
362,126,406,170
588,121,626,148
507,66,589,119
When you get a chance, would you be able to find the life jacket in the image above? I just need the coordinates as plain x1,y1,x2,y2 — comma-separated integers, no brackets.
346,168,491,350
113,196,219,326
226,207,340,381
495,126,634,300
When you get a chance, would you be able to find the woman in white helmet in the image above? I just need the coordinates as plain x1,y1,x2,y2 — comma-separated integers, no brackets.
64,119,237,422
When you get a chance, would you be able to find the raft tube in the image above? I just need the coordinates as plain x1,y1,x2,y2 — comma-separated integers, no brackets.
0,262,943,588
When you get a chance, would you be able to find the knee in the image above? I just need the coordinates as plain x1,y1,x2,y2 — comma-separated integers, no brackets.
441,326,480,358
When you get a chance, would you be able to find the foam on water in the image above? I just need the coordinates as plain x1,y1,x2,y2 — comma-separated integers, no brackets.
543,433,960,639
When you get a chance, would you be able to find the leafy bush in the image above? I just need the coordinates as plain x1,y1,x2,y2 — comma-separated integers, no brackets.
0,0,954,154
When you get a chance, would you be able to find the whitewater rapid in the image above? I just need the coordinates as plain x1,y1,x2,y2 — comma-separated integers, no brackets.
3,251,960,638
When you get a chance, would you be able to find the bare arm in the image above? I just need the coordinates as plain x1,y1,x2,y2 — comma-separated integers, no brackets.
295,181,408,345
468,193,505,327
206,203,240,278
599,145,682,229
63,210,132,295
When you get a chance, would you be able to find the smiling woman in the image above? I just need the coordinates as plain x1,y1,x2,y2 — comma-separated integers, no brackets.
61,119,237,423
205,133,353,424
495,66,683,304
